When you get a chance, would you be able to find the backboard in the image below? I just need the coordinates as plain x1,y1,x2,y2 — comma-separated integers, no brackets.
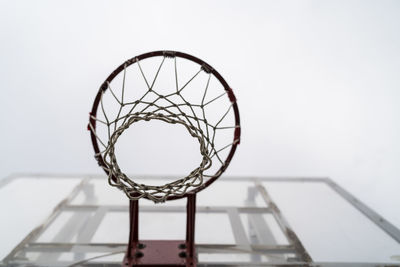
1,174,400,266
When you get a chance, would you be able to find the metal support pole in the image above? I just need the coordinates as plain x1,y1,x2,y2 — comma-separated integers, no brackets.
127,199,139,259
186,193,196,258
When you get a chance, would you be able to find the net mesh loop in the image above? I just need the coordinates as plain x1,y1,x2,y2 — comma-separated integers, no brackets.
104,112,212,202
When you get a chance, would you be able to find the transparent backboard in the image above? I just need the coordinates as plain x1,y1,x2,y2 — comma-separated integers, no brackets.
0,174,399,266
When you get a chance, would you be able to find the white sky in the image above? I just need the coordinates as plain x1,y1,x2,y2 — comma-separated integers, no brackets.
0,0,399,230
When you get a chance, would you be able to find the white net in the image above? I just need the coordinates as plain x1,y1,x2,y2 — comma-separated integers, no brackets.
89,52,240,202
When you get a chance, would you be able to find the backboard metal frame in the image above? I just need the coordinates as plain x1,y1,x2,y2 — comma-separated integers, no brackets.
1,174,399,267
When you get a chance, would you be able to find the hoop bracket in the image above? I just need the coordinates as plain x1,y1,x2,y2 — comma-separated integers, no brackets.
201,63,213,73
163,50,176,58
123,195,197,266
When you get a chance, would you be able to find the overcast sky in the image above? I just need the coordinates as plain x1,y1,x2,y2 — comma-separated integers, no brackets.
0,0,399,229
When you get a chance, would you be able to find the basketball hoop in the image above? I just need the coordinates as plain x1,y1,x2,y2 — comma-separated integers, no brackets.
88,51,240,266
88,51,240,203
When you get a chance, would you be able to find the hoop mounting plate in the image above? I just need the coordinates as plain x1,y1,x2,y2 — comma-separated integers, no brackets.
123,240,196,267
